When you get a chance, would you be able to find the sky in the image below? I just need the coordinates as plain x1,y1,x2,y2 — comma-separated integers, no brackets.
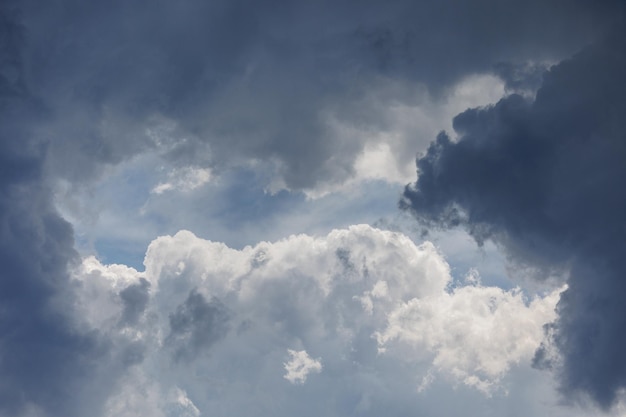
1,0,625,416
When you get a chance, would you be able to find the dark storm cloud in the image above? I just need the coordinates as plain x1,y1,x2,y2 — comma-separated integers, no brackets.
15,0,623,189
402,26,626,409
0,179,106,417
0,5,118,416
492,61,548,95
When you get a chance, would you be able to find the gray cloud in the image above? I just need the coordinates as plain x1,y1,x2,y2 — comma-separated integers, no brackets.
402,25,626,409
0,5,117,416
119,278,151,326
15,0,622,190
492,61,548,96
167,290,230,361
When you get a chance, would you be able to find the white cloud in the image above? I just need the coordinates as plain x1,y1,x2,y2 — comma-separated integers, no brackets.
72,256,145,328
72,225,567,416
152,166,212,194
375,281,563,394
283,350,323,384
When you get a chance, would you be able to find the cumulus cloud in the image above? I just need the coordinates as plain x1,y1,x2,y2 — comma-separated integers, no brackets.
376,282,562,394
402,25,626,409
70,225,562,416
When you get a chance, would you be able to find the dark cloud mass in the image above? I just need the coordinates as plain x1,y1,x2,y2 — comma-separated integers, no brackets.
0,5,114,416
402,26,626,408
16,0,622,189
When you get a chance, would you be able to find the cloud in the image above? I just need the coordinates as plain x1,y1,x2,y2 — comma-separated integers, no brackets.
283,349,323,384
0,6,128,416
402,25,626,409
119,278,151,326
151,167,212,195
1,1,624,416
71,225,562,416
375,280,562,394
167,290,230,361
12,0,622,193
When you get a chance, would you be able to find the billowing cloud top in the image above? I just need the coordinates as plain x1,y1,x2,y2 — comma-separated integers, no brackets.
72,225,560,416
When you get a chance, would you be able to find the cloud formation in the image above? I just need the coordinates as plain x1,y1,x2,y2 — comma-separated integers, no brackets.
71,225,561,416
402,25,626,409
14,0,622,192
1,1,624,416
0,5,127,416
283,349,323,384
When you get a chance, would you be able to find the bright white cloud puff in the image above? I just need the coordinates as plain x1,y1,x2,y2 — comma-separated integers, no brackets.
72,225,561,416
283,350,323,384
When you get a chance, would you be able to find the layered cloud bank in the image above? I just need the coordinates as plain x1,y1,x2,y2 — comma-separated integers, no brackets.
12,0,621,192
70,225,561,416
403,27,626,408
